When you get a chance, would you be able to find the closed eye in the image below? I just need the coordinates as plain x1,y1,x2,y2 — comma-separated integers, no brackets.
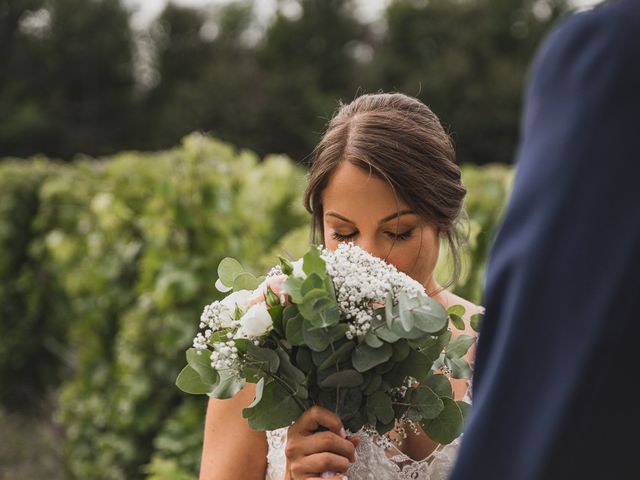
331,231,357,241
385,229,414,241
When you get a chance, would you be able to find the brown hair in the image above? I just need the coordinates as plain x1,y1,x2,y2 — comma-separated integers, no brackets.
303,92,468,290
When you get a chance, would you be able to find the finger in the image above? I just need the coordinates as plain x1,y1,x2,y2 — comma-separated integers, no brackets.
295,431,356,462
347,435,360,449
298,406,344,436
297,452,350,475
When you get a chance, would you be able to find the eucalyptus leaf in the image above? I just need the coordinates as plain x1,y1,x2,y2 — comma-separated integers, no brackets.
423,397,464,444
175,365,211,394
318,342,356,370
303,323,348,352
246,343,280,374
302,247,326,276
412,299,449,334
449,313,465,330
242,379,305,431
470,313,483,332
424,373,454,399
446,356,473,379
408,385,444,420
391,340,410,362
285,312,305,346
295,347,314,373
281,276,304,303
318,369,364,389
215,278,232,293
217,257,243,287
367,391,394,425
376,325,401,343
233,272,259,292
447,304,466,318
362,331,382,348
275,347,305,386
362,374,382,396
446,335,476,359
208,369,245,399
247,377,265,408
398,292,415,331
301,273,324,297
352,343,392,373
186,348,218,385
410,330,452,363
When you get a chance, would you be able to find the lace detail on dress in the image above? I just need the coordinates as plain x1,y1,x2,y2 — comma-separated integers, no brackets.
265,384,472,480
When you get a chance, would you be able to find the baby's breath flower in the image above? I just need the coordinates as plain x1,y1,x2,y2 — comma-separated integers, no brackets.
321,242,425,338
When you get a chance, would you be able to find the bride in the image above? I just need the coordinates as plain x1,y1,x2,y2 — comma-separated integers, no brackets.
199,92,481,479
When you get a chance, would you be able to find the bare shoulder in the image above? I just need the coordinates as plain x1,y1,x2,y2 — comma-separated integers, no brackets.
200,383,269,480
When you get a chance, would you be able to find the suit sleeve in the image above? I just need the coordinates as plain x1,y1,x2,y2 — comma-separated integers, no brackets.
450,3,640,479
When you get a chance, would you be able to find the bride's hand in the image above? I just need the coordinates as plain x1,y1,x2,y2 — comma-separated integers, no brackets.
284,406,360,480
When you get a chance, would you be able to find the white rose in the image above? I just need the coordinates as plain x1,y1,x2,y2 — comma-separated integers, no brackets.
238,302,273,337
219,289,253,327
291,259,306,278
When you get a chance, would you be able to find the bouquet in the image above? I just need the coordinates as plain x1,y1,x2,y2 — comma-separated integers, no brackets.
176,243,480,445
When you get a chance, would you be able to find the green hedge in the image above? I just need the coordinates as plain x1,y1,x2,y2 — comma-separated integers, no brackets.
0,133,512,479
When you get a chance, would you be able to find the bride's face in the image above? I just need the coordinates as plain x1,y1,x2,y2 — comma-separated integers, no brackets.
321,161,440,291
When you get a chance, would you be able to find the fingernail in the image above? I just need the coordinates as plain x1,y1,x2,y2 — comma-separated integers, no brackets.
340,427,346,438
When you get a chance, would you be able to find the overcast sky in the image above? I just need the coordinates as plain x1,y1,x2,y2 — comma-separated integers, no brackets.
123,0,605,30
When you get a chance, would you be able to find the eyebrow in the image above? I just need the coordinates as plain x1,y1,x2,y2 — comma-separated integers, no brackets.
325,209,415,225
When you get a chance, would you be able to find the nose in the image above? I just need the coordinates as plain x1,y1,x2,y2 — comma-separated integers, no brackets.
354,237,387,261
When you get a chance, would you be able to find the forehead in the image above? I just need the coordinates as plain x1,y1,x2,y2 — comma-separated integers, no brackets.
321,161,410,216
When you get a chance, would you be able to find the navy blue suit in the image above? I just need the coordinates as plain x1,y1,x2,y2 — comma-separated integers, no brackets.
450,1,640,478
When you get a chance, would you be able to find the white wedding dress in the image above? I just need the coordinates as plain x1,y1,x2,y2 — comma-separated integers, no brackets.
265,383,471,480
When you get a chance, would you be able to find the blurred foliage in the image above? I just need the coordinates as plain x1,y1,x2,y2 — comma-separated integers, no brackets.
0,133,512,478
0,0,571,164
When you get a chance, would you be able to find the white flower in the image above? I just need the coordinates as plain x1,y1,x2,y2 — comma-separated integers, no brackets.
291,258,306,278
238,302,273,337
219,289,253,327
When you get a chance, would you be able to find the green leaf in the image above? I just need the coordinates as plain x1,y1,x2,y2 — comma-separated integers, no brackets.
423,397,464,444
215,278,232,293
186,348,218,385
376,325,401,343
209,369,245,399
175,365,211,394
446,335,476,359
281,276,303,303
412,297,449,334
367,391,394,425
470,313,483,332
269,304,285,336
449,313,465,331
246,343,280,374
391,340,410,362
276,348,305,383
424,374,454,399
447,305,466,318
217,257,243,287
303,323,348,352
278,255,294,275
362,374,382,396
446,357,473,379
285,311,305,346
408,385,444,420
352,343,392,373
409,330,452,363
318,341,356,370
302,246,326,276
457,400,471,426
242,380,305,430
318,369,364,389
295,346,313,372
398,292,415,331
233,272,259,292
247,377,265,408
364,330,384,348
300,273,324,296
